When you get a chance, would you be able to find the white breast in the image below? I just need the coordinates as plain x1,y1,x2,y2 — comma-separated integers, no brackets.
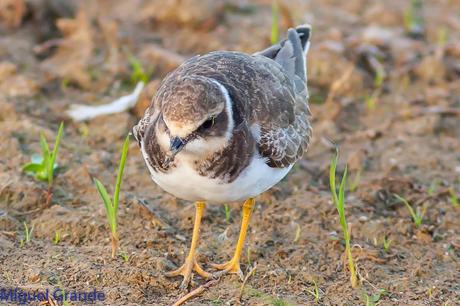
140,143,292,204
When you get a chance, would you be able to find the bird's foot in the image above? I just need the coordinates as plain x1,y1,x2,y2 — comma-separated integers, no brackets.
166,255,212,289
211,257,244,280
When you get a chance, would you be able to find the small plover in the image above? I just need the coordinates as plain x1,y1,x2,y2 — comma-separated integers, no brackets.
133,25,312,289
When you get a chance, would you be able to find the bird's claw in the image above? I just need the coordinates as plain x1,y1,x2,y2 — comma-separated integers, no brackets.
166,256,212,289
210,258,244,280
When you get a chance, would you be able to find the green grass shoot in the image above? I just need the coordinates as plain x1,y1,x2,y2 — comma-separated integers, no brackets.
53,230,61,245
22,122,64,187
120,251,129,263
403,0,424,35
20,222,34,247
55,279,70,306
270,0,279,44
224,204,231,223
393,194,425,227
373,63,385,89
330,149,358,288
306,280,320,302
365,92,378,110
128,55,151,85
437,27,448,48
247,246,252,266
94,134,130,258
428,178,441,196
349,167,361,192
382,236,391,253
449,187,458,208
363,289,386,306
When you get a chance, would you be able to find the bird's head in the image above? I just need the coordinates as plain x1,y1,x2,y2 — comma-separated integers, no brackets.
156,76,234,159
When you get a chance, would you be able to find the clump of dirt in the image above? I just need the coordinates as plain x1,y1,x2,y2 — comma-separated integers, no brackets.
1,0,459,305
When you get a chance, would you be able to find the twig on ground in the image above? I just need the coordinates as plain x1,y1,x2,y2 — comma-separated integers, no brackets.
132,199,170,228
172,278,220,306
238,263,258,302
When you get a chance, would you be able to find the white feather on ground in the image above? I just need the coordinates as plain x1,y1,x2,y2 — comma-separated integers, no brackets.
66,82,144,122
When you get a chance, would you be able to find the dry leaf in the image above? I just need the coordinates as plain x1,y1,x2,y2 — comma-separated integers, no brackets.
40,8,93,89
0,0,26,28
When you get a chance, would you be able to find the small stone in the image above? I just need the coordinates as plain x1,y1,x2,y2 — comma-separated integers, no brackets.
28,273,41,283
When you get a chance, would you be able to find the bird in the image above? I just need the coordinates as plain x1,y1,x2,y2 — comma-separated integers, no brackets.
133,25,312,289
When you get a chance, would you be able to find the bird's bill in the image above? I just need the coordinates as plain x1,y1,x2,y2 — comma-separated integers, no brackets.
170,136,186,156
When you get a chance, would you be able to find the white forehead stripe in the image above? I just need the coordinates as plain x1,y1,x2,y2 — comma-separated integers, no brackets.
209,79,234,138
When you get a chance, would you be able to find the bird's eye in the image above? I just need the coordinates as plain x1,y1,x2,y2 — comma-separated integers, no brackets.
201,116,215,130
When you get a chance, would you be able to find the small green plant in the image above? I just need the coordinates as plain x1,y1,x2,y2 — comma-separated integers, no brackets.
244,288,294,306
224,204,231,223
393,194,425,227
94,135,130,258
428,178,441,196
437,27,448,47
349,167,361,192
270,0,279,44
128,55,150,85
382,236,392,253
247,247,252,266
373,65,385,88
211,298,223,306
20,222,34,247
330,149,358,288
53,230,61,245
55,279,70,306
363,289,386,306
364,59,385,111
306,280,320,302
449,187,458,208
404,0,424,35
120,251,129,263
365,92,378,110
22,122,64,187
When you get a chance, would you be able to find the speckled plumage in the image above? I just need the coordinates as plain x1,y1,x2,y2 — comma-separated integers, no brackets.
133,25,312,201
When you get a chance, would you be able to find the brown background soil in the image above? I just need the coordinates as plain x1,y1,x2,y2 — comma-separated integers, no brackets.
0,0,459,305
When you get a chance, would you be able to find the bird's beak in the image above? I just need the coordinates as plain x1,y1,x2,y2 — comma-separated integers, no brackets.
170,136,186,155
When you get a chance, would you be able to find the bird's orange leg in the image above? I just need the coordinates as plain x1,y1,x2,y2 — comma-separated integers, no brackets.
166,201,212,289
211,198,255,279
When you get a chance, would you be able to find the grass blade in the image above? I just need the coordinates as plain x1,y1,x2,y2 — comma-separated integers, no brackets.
48,122,64,186
271,0,279,44
112,135,130,212
338,165,348,230
22,163,43,173
39,132,50,156
94,178,114,230
329,150,339,206
329,150,358,288
449,187,458,208
393,193,422,227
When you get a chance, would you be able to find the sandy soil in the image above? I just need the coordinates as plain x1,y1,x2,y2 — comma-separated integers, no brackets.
0,0,459,305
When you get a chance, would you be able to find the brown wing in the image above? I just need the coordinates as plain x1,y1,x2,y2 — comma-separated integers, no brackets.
253,26,312,167
252,55,312,168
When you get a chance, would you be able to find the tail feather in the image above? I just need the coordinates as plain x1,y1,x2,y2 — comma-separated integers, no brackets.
295,25,311,54
255,24,312,82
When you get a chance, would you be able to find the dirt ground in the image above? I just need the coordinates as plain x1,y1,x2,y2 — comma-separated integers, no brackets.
1,0,459,305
